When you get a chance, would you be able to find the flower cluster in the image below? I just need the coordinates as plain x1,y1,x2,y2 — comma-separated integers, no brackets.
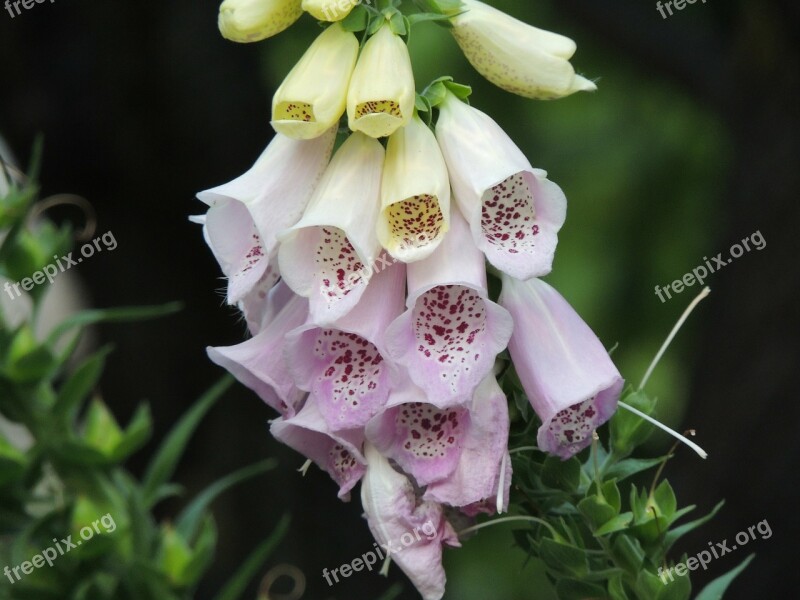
197,1,618,598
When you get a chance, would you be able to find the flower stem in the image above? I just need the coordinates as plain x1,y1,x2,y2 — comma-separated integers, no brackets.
639,286,711,391
618,402,707,459
458,516,560,539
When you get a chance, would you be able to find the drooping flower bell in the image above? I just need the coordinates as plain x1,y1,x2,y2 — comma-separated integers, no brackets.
384,208,513,406
196,129,336,306
450,0,596,99
436,92,567,280
377,112,451,263
218,0,303,43
283,262,405,431
272,23,360,139
499,276,624,459
361,442,460,600
279,132,384,324
347,24,416,138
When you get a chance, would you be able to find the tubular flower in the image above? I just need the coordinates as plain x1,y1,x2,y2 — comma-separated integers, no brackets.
499,276,624,459
361,442,460,600
302,0,358,22
271,23,360,140
436,92,567,280
271,397,367,500
207,283,308,417
385,208,513,406
196,129,336,305
218,0,303,43
450,0,596,99
279,132,385,324
283,262,406,431
347,25,416,138
377,113,451,263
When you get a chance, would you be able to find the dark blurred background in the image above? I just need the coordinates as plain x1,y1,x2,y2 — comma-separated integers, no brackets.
1,0,798,598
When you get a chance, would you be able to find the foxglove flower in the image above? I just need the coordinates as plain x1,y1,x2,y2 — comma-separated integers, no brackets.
302,0,357,22
385,209,513,406
366,375,510,514
272,24,360,140
347,25,415,138
197,129,336,305
218,0,303,43
377,113,451,263
499,276,624,459
207,283,307,417
279,132,385,324
361,442,460,600
283,262,405,431
451,0,596,99
436,93,567,280
271,397,367,500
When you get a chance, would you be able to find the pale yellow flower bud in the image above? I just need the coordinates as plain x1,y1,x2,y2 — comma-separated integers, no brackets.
347,25,415,138
218,0,303,43
451,0,596,99
272,24,360,140
302,0,360,22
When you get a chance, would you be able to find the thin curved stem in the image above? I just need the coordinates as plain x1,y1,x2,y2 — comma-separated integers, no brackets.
458,516,560,539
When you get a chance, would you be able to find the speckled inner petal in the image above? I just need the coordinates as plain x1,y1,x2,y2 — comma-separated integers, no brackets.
355,100,402,119
274,101,316,123
481,172,540,254
397,403,466,460
386,194,445,253
547,396,600,447
313,226,366,306
412,285,487,395
311,329,389,430
328,443,366,489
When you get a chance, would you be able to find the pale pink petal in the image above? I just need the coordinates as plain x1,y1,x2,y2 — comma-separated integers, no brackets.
436,94,566,280
207,291,308,417
284,262,405,431
500,276,624,459
385,210,513,406
361,442,460,600
424,376,511,511
279,132,384,324
271,397,366,500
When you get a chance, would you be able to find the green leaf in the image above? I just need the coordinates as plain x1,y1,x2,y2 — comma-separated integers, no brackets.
388,10,407,35
604,456,666,482
443,80,472,100
611,534,645,574
611,390,656,457
538,538,589,577
542,456,581,492
665,500,725,552
83,399,124,454
110,402,153,462
180,515,217,586
213,513,291,600
341,5,369,32
578,494,618,531
407,12,455,26
556,579,608,600
47,302,183,346
594,512,634,537
141,376,234,507
652,480,677,520
175,459,276,541
54,346,113,419
694,554,754,600
608,574,631,600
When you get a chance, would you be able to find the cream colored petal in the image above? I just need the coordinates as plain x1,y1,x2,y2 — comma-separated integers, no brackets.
218,0,303,43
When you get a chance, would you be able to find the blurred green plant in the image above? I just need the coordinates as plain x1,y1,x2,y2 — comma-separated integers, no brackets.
0,151,286,599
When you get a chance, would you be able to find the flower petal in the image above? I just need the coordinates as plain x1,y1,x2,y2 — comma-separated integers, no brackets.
499,276,624,459
361,442,459,600
385,209,513,406
436,94,566,280
207,288,308,416
378,113,451,263
271,397,366,500
279,132,385,324
218,0,303,43
284,262,405,431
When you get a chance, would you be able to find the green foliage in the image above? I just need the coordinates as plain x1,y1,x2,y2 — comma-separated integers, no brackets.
501,379,735,600
0,159,280,599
